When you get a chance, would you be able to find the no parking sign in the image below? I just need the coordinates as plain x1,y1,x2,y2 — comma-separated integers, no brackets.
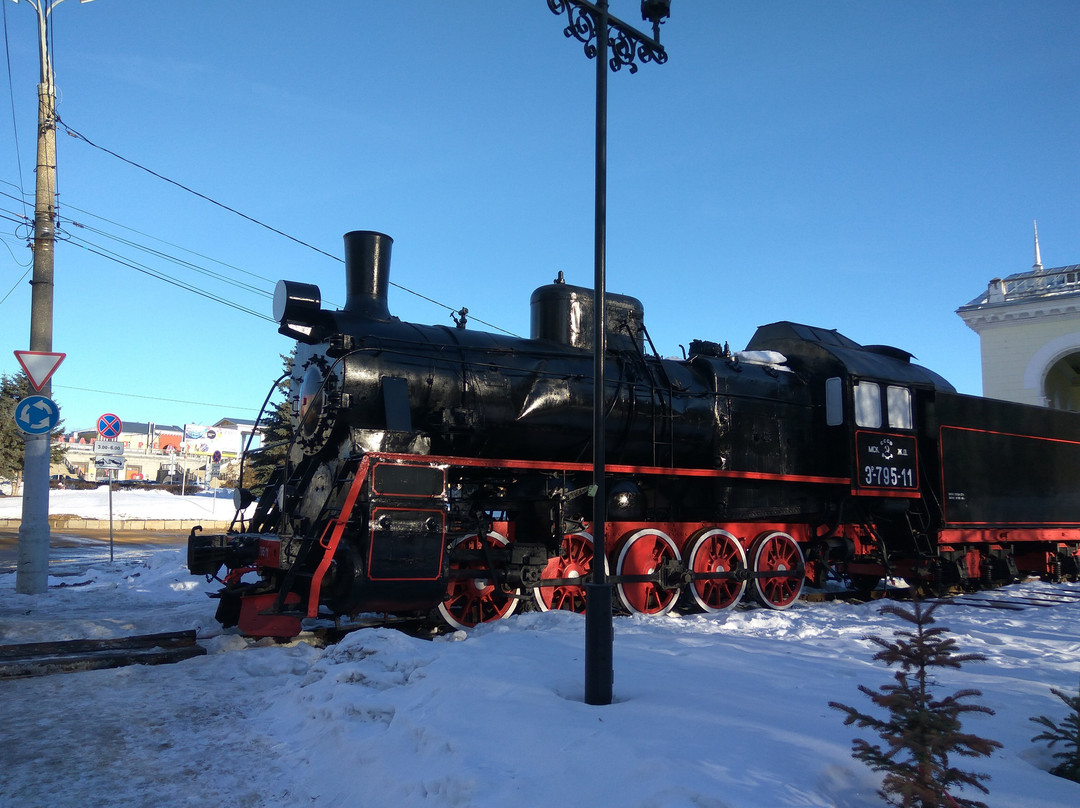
97,413,123,439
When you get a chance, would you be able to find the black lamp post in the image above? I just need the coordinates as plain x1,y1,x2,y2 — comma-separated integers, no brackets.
546,0,671,706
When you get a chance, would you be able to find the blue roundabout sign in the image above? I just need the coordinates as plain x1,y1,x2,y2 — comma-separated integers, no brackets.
14,395,60,435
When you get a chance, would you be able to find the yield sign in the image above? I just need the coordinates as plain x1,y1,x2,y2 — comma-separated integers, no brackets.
13,351,66,391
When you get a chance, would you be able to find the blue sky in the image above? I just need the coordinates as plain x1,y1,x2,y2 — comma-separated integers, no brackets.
1,1,1078,432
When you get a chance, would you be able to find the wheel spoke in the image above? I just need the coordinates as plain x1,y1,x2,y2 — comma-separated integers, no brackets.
615,529,681,616
685,528,746,612
438,532,519,630
750,531,804,610
534,532,601,613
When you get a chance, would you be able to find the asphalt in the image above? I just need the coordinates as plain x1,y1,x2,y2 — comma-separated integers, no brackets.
0,529,188,575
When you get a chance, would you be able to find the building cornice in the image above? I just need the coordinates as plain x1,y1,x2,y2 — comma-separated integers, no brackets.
958,292,1080,332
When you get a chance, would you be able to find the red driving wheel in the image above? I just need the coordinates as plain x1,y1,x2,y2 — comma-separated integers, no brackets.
749,531,805,610
437,531,519,629
685,528,747,612
534,532,607,613
614,528,682,616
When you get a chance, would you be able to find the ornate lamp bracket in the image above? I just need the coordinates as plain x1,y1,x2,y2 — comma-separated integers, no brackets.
548,0,668,73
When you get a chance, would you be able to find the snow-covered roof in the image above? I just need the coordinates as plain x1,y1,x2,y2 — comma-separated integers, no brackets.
960,264,1080,310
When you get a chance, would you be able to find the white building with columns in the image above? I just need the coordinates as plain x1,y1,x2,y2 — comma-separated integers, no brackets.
958,224,1080,410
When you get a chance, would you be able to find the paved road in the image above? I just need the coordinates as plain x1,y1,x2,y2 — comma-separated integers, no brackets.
0,529,187,575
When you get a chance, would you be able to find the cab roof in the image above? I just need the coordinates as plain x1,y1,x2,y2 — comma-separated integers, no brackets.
745,321,956,391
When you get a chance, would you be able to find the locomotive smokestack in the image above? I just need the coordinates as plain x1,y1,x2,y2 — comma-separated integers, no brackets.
343,230,394,320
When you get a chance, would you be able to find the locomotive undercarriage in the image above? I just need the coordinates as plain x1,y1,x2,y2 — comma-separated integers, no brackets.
187,479,1080,639
841,524,1080,597
189,445,1080,639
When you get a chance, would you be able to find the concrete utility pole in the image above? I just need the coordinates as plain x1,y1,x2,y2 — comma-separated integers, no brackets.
13,0,95,594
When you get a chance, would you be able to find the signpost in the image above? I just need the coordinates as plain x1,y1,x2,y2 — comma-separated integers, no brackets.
14,351,65,595
96,413,124,562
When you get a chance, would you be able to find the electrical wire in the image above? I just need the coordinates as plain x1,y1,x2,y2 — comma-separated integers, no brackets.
1,0,26,220
65,219,272,300
0,205,31,229
65,236,276,322
8,23,520,337
59,119,342,264
54,383,259,413
0,199,33,300
0,262,30,306
57,119,522,337
62,201,278,288
1,193,277,317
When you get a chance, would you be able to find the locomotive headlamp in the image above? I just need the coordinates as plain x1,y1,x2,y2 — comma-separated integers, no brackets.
273,280,321,325
233,487,254,511
274,280,324,341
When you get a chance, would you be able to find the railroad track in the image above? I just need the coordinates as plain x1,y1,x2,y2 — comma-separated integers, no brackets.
0,630,205,680
4,584,1071,679
927,585,1080,612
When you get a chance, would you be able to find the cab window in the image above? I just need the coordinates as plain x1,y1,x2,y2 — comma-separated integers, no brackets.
854,381,881,428
887,386,913,429
825,377,843,426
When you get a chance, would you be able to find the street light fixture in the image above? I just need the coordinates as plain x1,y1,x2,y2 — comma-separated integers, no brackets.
546,0,671,706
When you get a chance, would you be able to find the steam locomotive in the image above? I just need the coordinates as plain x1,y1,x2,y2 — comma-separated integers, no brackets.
187,230,1080,637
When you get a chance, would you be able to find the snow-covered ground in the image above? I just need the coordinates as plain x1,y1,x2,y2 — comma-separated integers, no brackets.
1,493,1079,807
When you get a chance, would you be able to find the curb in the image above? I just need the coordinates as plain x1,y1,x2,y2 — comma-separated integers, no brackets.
0,518,235,531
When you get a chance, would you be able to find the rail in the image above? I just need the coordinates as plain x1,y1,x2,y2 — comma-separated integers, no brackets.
0,629,205,680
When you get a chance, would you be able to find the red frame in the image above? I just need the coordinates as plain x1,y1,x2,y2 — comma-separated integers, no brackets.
938,424,1080,527
369,450,849,487
246,448,1080,624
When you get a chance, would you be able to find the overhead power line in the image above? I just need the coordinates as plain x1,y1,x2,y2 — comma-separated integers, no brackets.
59,119,341,262
57,120,522,337
66,219,272,300
62,201,278,288
1,1,27,219
0,264,30,306
55,383,259,413
66,237,276,322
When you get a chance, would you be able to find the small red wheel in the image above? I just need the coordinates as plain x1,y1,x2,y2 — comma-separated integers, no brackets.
749,531,804,610
614,528,682,616
685,528,747,612
534,532,608,613
437,531,519,630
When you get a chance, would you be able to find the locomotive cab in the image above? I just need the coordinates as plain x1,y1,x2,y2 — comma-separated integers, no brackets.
826,375,921,498
745,321,953,499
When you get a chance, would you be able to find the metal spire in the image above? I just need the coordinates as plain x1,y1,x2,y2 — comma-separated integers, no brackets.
1033,219,1043,272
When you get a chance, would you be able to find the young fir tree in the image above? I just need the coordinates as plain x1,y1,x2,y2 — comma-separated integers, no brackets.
1030,681,1080,783
241,352,295,495
829,600,1002,808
